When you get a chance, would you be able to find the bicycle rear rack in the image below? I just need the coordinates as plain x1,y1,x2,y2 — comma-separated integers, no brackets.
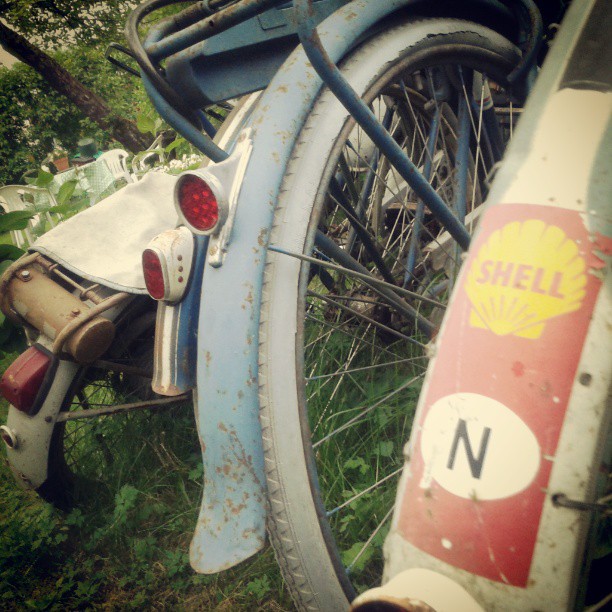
126,0,542,245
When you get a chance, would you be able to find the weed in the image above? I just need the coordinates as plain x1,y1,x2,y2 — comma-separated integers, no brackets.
0,398,293,610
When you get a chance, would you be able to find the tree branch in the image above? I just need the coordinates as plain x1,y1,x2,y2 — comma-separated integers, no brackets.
0,19,151,152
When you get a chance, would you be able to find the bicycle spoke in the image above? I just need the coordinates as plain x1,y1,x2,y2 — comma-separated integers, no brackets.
327,466,403,518
313,372,425,448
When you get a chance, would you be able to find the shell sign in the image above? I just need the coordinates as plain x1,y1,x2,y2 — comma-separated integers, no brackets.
465,219,587,338
396,203,609,588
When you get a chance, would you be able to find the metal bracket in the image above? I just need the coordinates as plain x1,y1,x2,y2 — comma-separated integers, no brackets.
206,128,254,267
552,493,612,515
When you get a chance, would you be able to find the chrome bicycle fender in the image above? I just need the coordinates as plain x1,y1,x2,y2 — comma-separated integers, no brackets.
189,0,420,575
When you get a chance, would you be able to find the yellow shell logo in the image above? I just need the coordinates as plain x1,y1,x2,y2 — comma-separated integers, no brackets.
465,220,586,339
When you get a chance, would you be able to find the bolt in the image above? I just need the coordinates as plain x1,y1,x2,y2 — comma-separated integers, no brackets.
71,308,81,316
178,276,184,283
177,255,183,262
578,372,592,387
19,473,32,487
20,270,31,281
178,266,184,272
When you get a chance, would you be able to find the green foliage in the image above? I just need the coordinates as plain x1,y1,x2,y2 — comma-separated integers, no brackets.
0,45,152,185
0,1,129,49
136,112,164,138
0,397,293,609
0,210,35,232
0,241,27,361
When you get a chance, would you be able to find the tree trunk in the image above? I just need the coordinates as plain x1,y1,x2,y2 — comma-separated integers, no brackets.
0,21,151,153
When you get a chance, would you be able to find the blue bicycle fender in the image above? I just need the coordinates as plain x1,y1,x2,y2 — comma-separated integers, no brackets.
190,0,419,574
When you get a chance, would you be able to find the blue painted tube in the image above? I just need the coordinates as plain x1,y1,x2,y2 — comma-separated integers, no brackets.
146,0,283,62
482,105,505,163
329,177,396,285
404,107,440,286
142,74,228,163
197,109,218,138
455,95,471,224
346,105,393,254
294,0,471,251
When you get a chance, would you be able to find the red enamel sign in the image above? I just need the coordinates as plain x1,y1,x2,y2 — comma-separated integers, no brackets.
397,204,609,587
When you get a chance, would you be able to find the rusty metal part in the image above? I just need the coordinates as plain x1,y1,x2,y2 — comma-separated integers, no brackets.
0,254,129,363
35,258,104,305
51,292,129,362
55,393,190,421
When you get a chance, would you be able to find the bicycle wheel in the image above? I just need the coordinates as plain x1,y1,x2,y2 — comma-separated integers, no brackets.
38,301,161,509
258,19,521,610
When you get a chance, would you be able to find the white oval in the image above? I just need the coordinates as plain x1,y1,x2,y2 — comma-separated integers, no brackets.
419,393,540,500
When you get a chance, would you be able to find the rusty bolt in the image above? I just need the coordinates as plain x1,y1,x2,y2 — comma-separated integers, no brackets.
178,276,184,283
177,255,183,262
178,266,184,273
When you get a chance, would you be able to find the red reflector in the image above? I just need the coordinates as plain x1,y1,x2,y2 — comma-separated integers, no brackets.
142,249,166,300
0,346,51,414
177,175,219,232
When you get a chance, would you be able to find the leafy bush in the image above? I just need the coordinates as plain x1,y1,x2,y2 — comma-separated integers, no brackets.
0,46,152,185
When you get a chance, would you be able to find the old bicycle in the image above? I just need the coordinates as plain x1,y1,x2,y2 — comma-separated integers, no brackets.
0,0,571,609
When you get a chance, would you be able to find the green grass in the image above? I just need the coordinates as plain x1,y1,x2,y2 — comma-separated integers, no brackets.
0,379,293,610
303,289,425,592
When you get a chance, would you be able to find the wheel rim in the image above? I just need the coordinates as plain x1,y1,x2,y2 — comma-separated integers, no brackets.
295,57,520,595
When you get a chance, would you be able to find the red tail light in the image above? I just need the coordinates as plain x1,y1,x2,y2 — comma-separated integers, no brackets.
142,228,194,303
177,175,220,233
142,248,166,300
0,346,52,414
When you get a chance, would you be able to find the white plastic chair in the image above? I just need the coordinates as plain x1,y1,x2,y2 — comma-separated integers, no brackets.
98,149,133,184
0,185,61,248
131,135,166,179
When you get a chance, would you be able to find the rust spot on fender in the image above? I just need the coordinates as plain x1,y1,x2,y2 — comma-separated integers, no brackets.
257,228,268,247
512,361,525,377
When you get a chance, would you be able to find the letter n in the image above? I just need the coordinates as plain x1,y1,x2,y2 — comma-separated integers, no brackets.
446,419,492,479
